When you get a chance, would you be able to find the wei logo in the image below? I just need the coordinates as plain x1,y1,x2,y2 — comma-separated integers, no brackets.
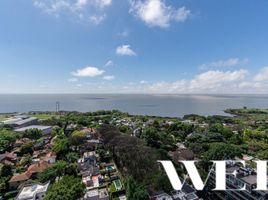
158,160,268,191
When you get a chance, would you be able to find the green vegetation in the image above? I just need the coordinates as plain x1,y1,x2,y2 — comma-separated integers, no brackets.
44,176,85,200
0,129,18,153
2,108,268,199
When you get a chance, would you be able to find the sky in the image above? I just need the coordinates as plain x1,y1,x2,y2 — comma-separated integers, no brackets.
0,0,268,94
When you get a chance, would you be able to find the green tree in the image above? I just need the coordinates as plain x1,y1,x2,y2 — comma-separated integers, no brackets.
18,154,32,167
18,141,34,156
204,143,242,161
126,176,149,200
52,136,70,158
23,128,42,140
38,161,77,183
0,129,17,153
70,130,86,146
66,152,79,163
44,176,85,200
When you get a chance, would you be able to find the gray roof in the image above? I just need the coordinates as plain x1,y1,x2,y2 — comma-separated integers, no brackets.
15,125,52,132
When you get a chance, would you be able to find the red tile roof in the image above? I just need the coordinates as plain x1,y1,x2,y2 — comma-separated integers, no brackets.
27,161,52,174
9,171,31,183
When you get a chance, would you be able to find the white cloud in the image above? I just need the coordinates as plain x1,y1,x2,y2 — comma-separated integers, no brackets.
68,77,78,82
121,69,250,93
71,66,105,77
116,45,137,56
103,75,115,80
89,14,106,24
129,0,191,28
33,0,112,24
189,69,248,90
199,58,249,70
95,0,112,8
253,67,268,81
104,60,114,67
76,0,89,9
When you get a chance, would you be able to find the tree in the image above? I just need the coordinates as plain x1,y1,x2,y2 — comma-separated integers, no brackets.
0,164,12,177
0,129,17,153
18,154,32,167
204,143,242,161
23,128,42,140
44,176,85,200
18,141,34,156
52,136,70,158
69,130,86,146
66,152,79,163
126,176,149,200
38,161,77,183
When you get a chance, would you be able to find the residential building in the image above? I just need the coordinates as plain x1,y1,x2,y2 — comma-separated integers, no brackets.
83,188,109,200
42,152,56,164
15,182,50,200
9,161,52,189
0,152,17,165
9,172,32,189
150,191,173,200
171,184,199,200
206,162,268,200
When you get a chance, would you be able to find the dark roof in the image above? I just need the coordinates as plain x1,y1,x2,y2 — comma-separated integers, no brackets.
182,183,196,194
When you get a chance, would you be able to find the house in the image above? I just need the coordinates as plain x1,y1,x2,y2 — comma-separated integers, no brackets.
171,183,199,200
27,161,52,176
15,182,50,200
82,128,98,139
9,172,32,189
83,188,109,200
9,161,52,189
78,152,98,171
15,125,52,135
42,152,56,164
14,139,30,148
0,152,17,165
149,191,173,200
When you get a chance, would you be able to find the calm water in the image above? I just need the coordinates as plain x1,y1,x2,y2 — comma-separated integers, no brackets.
0,94,268,117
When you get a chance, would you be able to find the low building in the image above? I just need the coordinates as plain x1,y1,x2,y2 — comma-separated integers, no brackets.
27,161,53,176
0,152,17,165
206,162,268,200
9,172,32,189
83,188,109,200
42,152,56,164
9,161,52,189
15,125,52,135
15,182,50,200
150,191,173,200
3,116,38,128
171,183,199,200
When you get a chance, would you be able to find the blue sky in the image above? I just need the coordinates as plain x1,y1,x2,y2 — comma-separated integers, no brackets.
0,0,268,93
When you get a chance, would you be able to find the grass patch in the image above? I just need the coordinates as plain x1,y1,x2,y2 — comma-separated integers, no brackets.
108,183,116,193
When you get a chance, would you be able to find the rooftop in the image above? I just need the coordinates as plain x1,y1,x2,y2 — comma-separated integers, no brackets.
15,125,52,132
16,182,49,200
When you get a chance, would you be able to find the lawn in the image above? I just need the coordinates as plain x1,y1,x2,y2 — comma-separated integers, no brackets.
0,114,12,121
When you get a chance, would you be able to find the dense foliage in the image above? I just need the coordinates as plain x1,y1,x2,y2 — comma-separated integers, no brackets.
44,176,85,200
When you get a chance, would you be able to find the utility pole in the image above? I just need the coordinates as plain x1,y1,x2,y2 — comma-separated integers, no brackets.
56,101,60,113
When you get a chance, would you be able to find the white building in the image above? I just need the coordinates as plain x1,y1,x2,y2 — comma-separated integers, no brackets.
15,182,50,200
